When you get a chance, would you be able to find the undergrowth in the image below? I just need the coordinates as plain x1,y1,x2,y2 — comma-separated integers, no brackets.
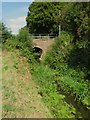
3,29,89,118
44,31,90,109
30,63,77,118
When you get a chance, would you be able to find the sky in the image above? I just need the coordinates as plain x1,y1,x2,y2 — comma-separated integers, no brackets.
0,2,2,21
1,1,34,35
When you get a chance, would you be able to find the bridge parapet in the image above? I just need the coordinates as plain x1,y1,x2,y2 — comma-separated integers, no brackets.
31,34,57,40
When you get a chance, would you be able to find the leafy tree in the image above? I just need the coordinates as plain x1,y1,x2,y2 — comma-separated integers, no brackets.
0,22,12,43
26,2,64,35
60,2,90,42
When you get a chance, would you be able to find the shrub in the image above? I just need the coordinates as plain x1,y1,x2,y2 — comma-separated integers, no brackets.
44,31,73,70
44,31,90,108
17,27,33,50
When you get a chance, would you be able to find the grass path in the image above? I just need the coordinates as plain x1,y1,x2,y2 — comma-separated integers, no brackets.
2,50,52,118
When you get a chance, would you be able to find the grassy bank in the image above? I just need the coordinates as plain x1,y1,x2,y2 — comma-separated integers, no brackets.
44,32,90,110
30,63,77,118
30,62,90,119
2,50,52,118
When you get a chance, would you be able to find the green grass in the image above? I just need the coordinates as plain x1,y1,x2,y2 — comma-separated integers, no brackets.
60,76,89,105
30,63,78,118
44,33,90,109
30,61,90,118
2,32,89,118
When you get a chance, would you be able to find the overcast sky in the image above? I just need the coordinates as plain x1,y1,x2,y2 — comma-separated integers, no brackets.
1,0,34,34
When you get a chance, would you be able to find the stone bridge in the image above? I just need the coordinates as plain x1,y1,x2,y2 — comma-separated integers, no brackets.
33,38,54,60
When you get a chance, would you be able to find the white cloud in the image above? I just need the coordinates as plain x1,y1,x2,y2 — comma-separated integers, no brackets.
8,16,26,35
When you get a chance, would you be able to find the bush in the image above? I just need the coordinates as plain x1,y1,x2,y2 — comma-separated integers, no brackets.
44,31,90,108
44,31,73,70
17,27,33,50
3,26,36,64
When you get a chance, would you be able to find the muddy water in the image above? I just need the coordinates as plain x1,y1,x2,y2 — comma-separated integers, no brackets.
58,89,89,119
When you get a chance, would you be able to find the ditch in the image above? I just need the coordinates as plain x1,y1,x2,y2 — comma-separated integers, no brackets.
58,88,89,119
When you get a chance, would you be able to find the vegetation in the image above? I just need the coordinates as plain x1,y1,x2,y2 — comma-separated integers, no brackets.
0,22,12,43
26,1,90,115
2,50,52,118
44,32,90,107
43,2,90,109
2,1,90,119
30,63,77,118
26,2,65,35
60,3,90,42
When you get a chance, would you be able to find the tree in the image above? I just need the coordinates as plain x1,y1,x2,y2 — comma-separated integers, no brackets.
0,22,12,43
26,2,64,35
60,2,90,42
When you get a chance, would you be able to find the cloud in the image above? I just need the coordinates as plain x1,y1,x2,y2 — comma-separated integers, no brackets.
8,16,26,35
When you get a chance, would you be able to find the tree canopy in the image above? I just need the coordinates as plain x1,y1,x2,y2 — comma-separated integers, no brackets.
0,22,12,43
60,2,90,42
26,2,90,41
26,2,64,35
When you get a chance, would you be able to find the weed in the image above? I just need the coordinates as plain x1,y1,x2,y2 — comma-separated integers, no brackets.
30,63,77,118
3,104,16,112
3,65,8,71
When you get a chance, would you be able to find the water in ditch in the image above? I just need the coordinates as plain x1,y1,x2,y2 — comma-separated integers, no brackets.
58,89,89,119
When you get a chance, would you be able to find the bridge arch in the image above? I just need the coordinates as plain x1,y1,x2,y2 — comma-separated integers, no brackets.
33,38,54,60
33,46,43,60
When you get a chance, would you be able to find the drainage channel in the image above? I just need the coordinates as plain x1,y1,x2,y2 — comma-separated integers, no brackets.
58,88,89,119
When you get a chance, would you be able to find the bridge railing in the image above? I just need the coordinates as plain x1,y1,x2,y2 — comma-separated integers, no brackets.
31,34,57,40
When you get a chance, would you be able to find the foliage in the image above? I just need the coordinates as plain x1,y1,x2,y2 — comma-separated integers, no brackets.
44,31,90,108
3,36,19,50
2,2,90,117
3,26,36,64
59,2,90,80
60,3,90,42
17,26,33,49
0,22,12,43
26,2,90,40
44,31,73,70
55,70,89,103
26,2,64,35
30,63,76,118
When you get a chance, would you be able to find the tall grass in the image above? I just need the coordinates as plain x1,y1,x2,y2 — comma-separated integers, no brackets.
30,63,76,118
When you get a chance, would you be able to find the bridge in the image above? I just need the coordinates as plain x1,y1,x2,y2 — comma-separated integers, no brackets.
32,35,55,60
